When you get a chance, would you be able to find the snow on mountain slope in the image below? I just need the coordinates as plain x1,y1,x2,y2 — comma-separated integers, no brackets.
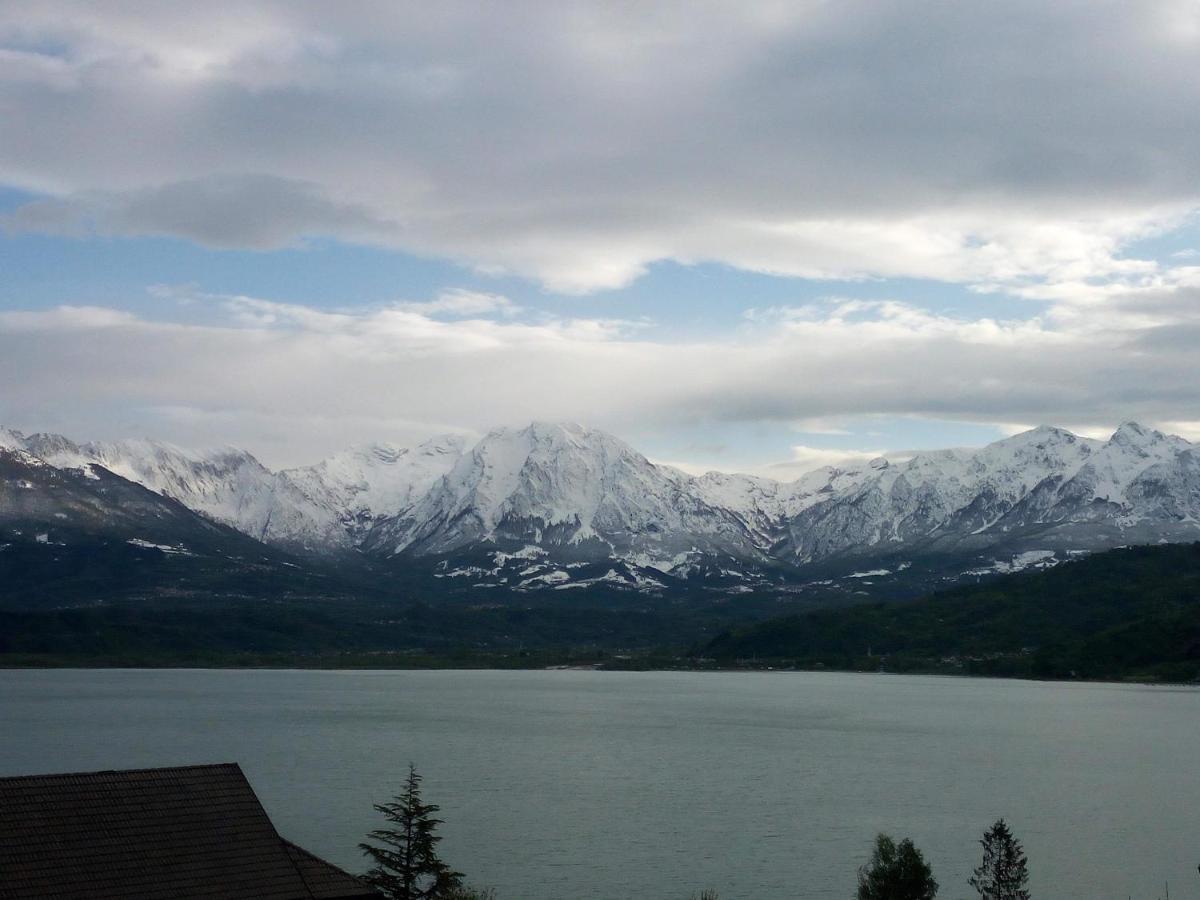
281,435,465,539
781,424,1199,563
0,444,285,558
3,420,1198,594
12,431,352,554
686,464,878,547
365,423,772,573
0,428,25,452
690,472,792,546
1062,422,1193,507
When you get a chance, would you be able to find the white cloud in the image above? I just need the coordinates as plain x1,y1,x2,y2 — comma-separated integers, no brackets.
3,3,1200,467
764,446,889,478
1,2,1199,293
0,305,138,331
397,289,519,318
789,418,853,436
2,285,1199,468
1156,420,1200,442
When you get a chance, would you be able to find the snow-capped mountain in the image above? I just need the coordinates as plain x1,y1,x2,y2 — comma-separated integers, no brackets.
1,430,351,555
281,436,466,540
366,423,761,555
780,425,1102,562
779,422,1200,567
3,420,1198,597
359,422,781,588
0,443,286,559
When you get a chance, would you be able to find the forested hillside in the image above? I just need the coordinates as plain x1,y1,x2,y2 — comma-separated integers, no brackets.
707,543,1200,681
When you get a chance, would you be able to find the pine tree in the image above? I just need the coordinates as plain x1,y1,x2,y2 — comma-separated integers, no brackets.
968,819,1030,900
360,765,464,900
856,833,939,900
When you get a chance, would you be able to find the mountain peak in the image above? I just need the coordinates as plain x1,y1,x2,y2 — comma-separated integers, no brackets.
527,420,585,433
0,427,26,451
334,442,408,465
1111,421,1157,444
997,424,1079,447
418,433,468,454
7,418,1200,596
1028,424,1073,438
522,421,602,443
474,422,637,460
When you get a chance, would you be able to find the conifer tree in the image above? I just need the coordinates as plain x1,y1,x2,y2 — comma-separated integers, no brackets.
856,833,939,900
361,765,464,900
968,819,1030,900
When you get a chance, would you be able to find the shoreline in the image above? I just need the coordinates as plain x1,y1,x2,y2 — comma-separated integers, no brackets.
2,659,1196,688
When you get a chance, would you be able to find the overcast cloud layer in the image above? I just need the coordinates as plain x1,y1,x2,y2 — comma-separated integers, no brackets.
4,1,1200,290
1,1,1199,469
2,281,1199,468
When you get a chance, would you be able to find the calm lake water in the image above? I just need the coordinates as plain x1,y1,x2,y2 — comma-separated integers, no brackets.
1,669,1197,900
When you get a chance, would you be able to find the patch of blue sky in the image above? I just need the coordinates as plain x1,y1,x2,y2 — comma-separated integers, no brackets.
792,415,1014,451
0,35,73,58
0,186,37,212
1117,214,1200,265
602,261,1040,331
0,231,468,315
0,230,1041,335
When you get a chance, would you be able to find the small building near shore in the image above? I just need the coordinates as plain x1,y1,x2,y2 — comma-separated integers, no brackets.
0,762,381,899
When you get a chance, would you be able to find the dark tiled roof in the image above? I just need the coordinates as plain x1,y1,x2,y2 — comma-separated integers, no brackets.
0,763,379,900
285,841,382,900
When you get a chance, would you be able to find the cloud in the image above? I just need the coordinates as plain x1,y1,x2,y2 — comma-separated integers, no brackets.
4,3,1200,469
790,418,853,437
761,446,890,479
2,174,395,249
1158,420,1200,441
397,289,520,318
0,305,138,331
2,285,1199,468
1,2,1199,292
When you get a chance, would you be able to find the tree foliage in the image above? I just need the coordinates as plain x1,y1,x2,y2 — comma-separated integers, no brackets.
969,819,1030,900
856,833,938,900
360,764,464,900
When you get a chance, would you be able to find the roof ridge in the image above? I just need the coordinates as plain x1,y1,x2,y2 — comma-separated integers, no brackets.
0,761,243,782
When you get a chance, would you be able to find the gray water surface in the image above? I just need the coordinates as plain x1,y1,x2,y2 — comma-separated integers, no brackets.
1,669,1197,900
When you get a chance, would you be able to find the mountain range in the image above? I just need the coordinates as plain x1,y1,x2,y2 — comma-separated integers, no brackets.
3,420,1199,602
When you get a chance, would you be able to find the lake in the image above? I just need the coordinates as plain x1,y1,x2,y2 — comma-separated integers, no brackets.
1,669,1197,899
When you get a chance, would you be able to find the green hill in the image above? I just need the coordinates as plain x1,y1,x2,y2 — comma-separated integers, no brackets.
706,543,1200,682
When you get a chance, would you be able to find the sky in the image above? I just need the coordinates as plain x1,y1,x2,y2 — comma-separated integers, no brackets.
1,1,1199,474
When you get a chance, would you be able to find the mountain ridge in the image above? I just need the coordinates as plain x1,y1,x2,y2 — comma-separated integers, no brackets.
3,420,1199,599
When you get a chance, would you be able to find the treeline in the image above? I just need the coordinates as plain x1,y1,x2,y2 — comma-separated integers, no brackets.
705,543,1200,682
361,768,1038,900
695,824,1031,900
